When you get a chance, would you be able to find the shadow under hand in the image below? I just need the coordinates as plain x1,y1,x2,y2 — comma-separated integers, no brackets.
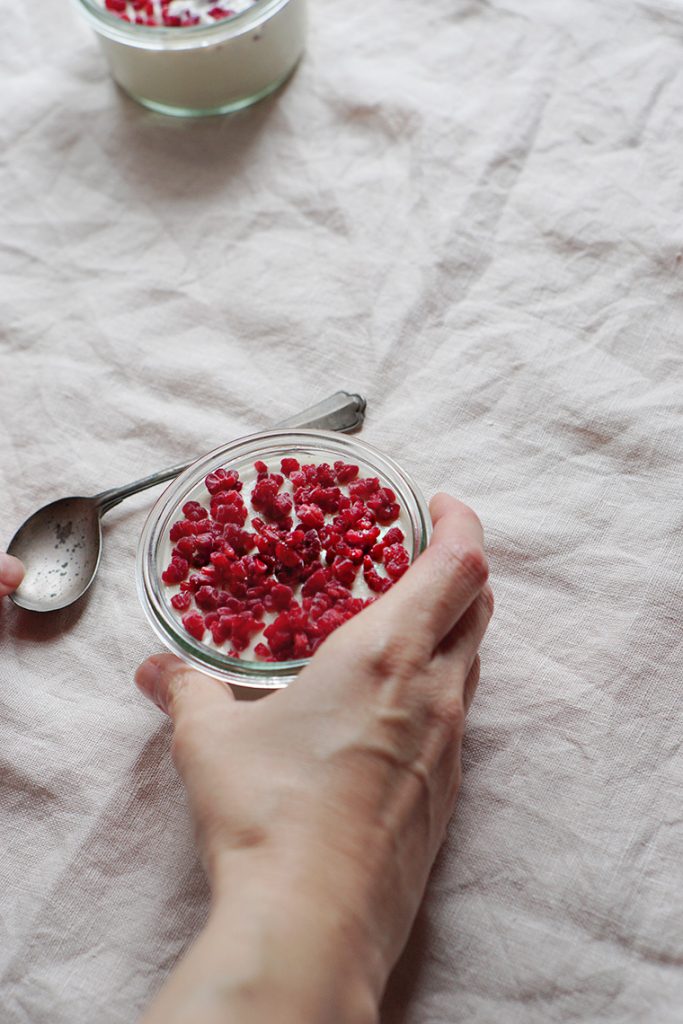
1,589,92,643
380,908,433,1024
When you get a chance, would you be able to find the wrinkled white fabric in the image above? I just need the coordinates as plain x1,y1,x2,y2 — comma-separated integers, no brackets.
1,0,682,1021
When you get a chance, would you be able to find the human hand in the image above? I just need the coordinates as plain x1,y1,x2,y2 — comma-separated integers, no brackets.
0,553,24,598
136,493,492,1024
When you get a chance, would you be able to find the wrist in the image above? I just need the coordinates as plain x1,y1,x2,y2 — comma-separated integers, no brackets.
207,856,381,1024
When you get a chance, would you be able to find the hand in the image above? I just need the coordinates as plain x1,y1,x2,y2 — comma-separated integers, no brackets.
0,553,24,598
135,494,493,1024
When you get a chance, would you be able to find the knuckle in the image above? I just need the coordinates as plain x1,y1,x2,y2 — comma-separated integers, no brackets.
451,544,489,590
363,632,424,682
428,694,465,737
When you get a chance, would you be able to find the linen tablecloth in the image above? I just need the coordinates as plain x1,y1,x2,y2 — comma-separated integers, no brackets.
1,0,682,1020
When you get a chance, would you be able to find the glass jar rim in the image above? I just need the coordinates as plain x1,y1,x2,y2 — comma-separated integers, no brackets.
136,428,431,689
74,0,290,49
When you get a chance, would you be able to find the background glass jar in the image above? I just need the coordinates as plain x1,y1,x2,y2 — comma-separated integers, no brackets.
74,0,307,117
137,429,432,689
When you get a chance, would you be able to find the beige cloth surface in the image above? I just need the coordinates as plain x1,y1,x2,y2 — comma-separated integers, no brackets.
1,0,682,1020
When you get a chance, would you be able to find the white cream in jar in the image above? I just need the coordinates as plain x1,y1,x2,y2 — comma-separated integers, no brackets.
75,0,307,116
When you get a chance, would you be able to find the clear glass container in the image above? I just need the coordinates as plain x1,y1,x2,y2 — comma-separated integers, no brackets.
137,429,431,689
73,0,307,117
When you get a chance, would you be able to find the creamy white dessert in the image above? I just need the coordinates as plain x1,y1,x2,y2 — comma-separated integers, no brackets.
80,0,307,116
158,458,413,661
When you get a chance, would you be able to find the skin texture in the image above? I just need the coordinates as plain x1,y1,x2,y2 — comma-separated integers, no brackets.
0,552,23,598
135,493,493,1024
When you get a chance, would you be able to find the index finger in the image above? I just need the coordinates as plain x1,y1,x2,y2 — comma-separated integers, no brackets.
361,492,488,653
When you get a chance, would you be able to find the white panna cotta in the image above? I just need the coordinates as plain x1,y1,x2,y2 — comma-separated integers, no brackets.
77,0,307,116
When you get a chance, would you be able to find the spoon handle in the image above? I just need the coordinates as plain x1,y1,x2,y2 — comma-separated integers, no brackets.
94,390,367,514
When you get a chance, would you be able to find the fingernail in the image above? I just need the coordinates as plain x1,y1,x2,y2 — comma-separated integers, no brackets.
135,658,166,713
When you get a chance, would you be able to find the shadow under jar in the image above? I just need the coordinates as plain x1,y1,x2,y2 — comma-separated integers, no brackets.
73,0,307,117
137,430,432,690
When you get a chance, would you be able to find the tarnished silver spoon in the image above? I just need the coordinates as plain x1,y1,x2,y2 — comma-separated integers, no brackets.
7,391,367,613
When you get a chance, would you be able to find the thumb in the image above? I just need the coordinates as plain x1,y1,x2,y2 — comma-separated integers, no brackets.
0,553,24,598
135,653,235,722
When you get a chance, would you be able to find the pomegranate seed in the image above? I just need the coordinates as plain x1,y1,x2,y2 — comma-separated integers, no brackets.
334,461,359,484
384,543,410,580
161,556,189,584
349,478,380,500
315,463,336,487
213,502,248,526
293,633,310,658
275,542,304,570
297,504,325,529
182,612,206,641
363,557,392,594
346,526,381,549
332,558,358,587
169,519,195,541
205,468,242,495
370,542,384,563
195,586,220,611
271,583,294,610
302,568,329,597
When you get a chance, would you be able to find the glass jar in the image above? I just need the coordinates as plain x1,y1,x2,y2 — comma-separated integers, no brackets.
73,0,307,117
137,429,432,690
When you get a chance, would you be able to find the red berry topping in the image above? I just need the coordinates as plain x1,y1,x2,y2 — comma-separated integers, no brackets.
297,504,325,529
205,468,241,495
334,461,359,484
162,456,409,660
161,556,189,584
383,543,410,580
182,612,206,641
208,5,234,18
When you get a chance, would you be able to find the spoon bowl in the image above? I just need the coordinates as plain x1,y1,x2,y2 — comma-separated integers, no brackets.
6,391,367,613
7,497,103,612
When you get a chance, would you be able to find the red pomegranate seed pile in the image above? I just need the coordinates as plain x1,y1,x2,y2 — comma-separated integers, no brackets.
103,1,238,27
161,459,410,662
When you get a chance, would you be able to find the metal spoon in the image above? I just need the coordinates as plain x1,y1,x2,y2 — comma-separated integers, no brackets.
7,391,367,613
